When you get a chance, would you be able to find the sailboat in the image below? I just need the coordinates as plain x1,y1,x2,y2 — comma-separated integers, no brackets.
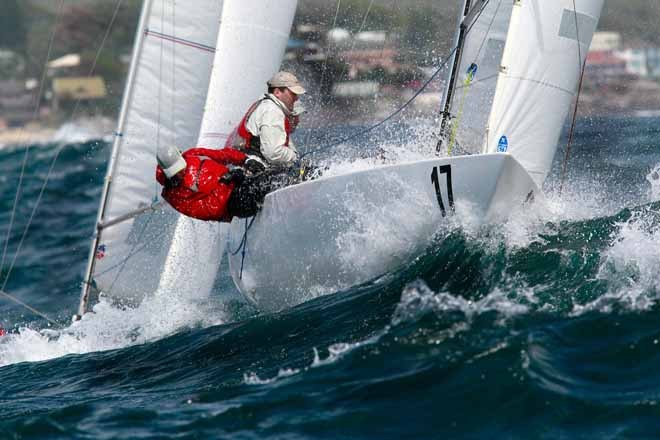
78,0,604,317
226,0,604,311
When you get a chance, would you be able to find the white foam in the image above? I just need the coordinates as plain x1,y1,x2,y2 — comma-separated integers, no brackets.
335,173,437,276
51,118,114,144
392,281,529,327
572,209,660,314
243,368,301,385
647,163,660,200
0,292,228,367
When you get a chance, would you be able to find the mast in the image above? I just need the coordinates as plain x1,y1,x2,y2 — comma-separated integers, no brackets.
76,0,154,319
436,0,472,153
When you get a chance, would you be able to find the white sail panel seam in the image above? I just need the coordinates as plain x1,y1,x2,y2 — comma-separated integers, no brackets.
499,75,575,96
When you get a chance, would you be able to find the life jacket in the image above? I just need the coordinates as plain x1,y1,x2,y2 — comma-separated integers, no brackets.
232,95,293,157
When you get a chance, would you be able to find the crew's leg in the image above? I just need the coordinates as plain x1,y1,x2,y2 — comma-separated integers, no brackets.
227,170,290,218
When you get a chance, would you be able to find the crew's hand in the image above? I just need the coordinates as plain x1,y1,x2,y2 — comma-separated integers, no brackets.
244,155,266,174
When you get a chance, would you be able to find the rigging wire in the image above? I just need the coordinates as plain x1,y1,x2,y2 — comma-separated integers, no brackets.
155,0,165,197
302,0,493,158
0,290,58,327
301,49,456,158
559,0,586,194
303,0,342,148
1,0,66,287
171,0,177,152
0,0,126,324
446,0,500,155
303,0,376,148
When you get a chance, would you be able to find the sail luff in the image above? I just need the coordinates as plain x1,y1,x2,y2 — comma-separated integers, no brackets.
440,0,515,155
437,0,472,153
77,0,155,318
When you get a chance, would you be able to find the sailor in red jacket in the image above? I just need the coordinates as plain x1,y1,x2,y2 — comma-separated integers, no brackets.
156,145,264,222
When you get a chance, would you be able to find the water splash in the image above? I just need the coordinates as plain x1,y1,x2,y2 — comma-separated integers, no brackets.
573,207,660,314
647,163,660,200
0,292,228,367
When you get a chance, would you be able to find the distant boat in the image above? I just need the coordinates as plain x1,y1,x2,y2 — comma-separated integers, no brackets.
77,0,604,317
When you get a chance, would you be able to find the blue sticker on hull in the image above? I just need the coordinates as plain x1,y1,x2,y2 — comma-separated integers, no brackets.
497,135,508,152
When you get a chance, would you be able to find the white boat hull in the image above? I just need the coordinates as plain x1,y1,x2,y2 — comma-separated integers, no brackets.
228,153,538,312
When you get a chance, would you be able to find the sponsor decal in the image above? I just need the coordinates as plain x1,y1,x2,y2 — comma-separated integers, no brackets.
497,135,509,152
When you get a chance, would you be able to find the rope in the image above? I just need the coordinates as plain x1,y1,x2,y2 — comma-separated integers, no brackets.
303,0,495,159
171,1,177,151
0,289,58,326
229,217,256,255
106,209,157,294
70,0,125,120
443,0,498,155
0,0,126,318
559,0,586,194
303,0,342,147
155,0,165,197
302,45,458,158
303,0,375,146
1,0,66,286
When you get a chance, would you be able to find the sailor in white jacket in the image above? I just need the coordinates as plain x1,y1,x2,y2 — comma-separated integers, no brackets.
232,71,306,166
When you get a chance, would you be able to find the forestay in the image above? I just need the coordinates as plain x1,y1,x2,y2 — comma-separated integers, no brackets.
157,0,298,299
444,0,514,155
485,0,604,185
79,0,223,315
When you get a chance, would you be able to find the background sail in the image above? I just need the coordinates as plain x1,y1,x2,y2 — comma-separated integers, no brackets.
157,0,298,299
485,0,604,185
84,0,223,308
445,0,514,155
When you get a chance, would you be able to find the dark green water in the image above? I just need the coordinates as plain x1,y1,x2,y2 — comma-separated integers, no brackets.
0,116,659,438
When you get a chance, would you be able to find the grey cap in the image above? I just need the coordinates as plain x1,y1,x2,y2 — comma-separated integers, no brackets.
157,145,186,178
267,71,306,95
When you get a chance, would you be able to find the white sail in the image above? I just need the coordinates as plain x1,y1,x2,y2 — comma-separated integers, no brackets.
198,0,298,148
444,0,515,155
485,0,604,185
157,0,298,298
79,0,223,315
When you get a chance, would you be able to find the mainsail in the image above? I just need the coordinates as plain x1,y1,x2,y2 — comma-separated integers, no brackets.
485,0,604,185
78,0,224,316
157,0,298,298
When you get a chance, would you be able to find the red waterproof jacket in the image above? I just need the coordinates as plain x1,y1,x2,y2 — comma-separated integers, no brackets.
156,147,247,222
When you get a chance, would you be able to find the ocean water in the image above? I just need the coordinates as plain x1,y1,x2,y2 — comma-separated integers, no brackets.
0,116,660,438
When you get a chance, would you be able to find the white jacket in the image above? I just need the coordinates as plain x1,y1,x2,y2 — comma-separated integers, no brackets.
245,94,298,165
